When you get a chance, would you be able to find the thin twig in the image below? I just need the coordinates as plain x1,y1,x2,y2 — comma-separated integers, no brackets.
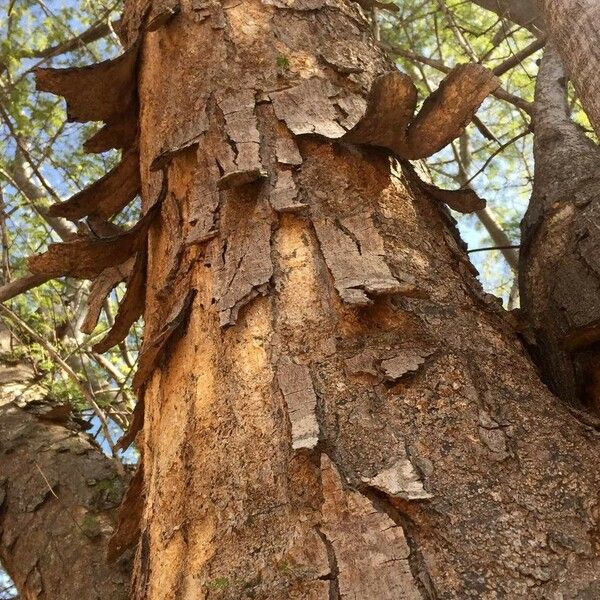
467,244,521,254
0,304,124,472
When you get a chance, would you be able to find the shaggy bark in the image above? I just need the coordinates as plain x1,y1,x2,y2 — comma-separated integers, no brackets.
520,44,600,410
24,0,600,597
538,0,600,136
0,361,130,599
101,1,600,598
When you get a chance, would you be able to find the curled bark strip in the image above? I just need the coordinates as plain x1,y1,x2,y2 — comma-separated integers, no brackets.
108,462,144,562
92,250,146,352
48,150,140,221
405,64,500,159
131,289,196,391
83,108,138,154
276,361,320,450
80,258,134,335
28,203,159,280
345,71,417,155
35,44,139,123
420,181,486,214
115,396,145,452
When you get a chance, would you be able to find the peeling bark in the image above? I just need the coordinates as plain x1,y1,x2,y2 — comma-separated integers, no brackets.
35,44,138,123
93,249,146,352
276,360,320,450
28,201,158,279
83,107,138,153
320,456,422,599
48,150,140,221
211,198,273,326
22,0,600,597
81,258,134,334
312,214,403,305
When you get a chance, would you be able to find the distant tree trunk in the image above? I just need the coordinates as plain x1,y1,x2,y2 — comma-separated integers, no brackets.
538,0,600,135
0,362,130,599
113,1,600,598
520,44,600,411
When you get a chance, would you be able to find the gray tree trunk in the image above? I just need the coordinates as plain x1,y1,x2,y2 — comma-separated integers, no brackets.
538,0,600,135
0,361,130,599
520,44,600,411
472,0,544,35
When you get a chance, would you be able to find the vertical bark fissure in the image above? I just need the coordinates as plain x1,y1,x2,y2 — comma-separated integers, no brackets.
361,488,437,600
314,526,341,600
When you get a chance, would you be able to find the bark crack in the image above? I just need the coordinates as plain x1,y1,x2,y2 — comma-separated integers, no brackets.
361,488,438,600
315,525,340,600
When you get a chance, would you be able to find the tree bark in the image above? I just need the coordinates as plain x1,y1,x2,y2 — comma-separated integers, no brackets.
105,1,600,598
0,361,130,599
538,0,600,136
520,44,600,410
470,0,544,35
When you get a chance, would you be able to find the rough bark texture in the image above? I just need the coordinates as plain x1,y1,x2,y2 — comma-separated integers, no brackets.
100,1,600,598
0,361,130,599
520,44,600,411
23,0,600,598
538,0,600,136
472,0,544,35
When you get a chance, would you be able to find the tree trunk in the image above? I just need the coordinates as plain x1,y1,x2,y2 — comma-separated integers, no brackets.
520,44,600,411
471,0,544,36
0,362,130,599
109,1,600,598
538,0,600,135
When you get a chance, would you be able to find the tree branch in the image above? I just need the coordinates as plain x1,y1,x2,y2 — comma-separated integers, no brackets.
469,0,545,36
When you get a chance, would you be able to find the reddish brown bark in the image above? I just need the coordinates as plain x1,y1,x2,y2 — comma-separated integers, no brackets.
116,1,600,597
